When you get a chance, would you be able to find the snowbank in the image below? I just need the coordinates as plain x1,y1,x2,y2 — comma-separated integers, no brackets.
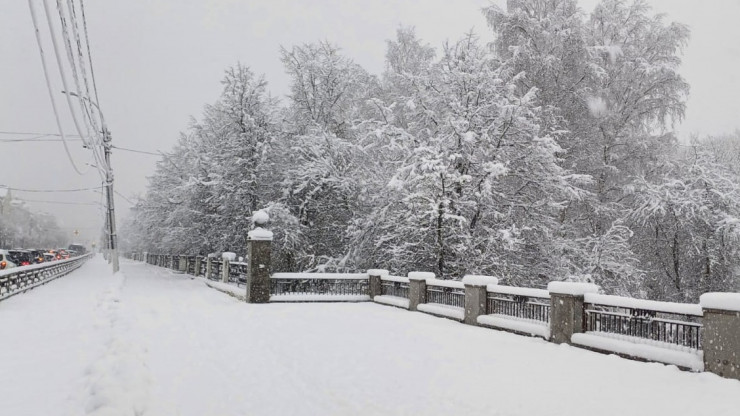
585,293,702,316
417,303,464,320
700,292,740,312
374,295,410,309
477,314,550,339
572,333,704,371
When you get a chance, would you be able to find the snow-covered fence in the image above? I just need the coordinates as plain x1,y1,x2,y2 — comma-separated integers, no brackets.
228,261,248,286
571,294,705,371
269,273,370,302
380,276,409,299
477,285,551,339
0,253,93,301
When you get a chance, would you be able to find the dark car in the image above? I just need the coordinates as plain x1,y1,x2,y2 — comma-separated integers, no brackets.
29,249,45,264
68,244,86,255
8,250,32,266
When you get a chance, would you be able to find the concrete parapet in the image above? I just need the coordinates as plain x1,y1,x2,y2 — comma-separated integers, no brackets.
701,293,740,380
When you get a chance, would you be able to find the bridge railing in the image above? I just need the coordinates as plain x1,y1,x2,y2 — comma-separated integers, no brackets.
270,273,370,302
380,275,409,299
229,261,248,286
0,252,93,301
127,248,740,380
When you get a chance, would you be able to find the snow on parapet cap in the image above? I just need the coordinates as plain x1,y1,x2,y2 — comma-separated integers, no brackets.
248,227,273,241
548,281,599,296
462,275,499,286
252,210,270,226
367,269,389,277
408,271,435,280
700,292,740,312
222,252,236,261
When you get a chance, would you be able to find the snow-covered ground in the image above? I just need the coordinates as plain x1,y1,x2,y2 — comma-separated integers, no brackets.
1,256,739,416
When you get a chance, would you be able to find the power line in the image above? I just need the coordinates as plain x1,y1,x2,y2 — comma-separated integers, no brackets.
17,198,100,206
0,131,81,136
111,145,161,156
114,190,135,204
0,185,101,193
27,0,91,175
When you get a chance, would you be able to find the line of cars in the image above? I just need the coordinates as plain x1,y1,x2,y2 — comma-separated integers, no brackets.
0,245,86,270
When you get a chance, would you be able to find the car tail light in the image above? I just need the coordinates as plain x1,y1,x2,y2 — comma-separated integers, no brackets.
1,261,6,269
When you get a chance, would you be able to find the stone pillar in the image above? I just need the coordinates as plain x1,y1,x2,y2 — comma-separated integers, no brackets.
246,210,272,303
462,275,499,326
221,258,230,283
195,257,202,276
548,282,599,344
408,272,433,311
701,293,740,380
179,255,187,272
367,269,388,299
206,257,213,279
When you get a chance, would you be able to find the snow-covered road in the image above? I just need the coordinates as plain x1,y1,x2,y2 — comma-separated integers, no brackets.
1,256,739,416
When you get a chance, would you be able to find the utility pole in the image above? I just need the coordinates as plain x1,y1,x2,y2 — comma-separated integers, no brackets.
103,127,119,273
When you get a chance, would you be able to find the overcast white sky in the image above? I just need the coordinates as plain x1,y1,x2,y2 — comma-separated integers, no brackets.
1,0,739,245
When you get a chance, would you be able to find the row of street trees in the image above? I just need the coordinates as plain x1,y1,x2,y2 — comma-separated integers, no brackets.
121,0,740,301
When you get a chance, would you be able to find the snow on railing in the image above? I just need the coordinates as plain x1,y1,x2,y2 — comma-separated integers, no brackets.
380,275,409,299
228,261,248,286
425,278,465,308
0,253,93,301
486,285,551,325
581,294,703,351
269,272,370,301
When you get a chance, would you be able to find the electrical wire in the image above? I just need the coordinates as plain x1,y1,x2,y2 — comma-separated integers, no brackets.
41,0,95,156
111,145,161,156
0,185,101,193
114,190,135,205
26,0,90,176
0,131,81,136
18,198,101,206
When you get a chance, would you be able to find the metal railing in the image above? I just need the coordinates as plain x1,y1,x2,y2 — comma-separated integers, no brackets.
187,256,196,275
229,262,248,286
271,273,368,297
0,253,93,301
209,259,222,280
381,280,409,298
426,284,465,308
583,303,702,350
487,290,551,324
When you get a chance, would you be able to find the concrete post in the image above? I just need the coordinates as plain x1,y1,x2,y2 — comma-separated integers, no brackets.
408,272,433,311
206,257,213,279
548,282,599,344
701,293,740,380
246,210,272,303
179,255,187,272
221,258,230,283
195,257,202,276
367,269,388,299
462,275,499,326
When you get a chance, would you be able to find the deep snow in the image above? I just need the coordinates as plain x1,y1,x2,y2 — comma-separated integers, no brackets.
1,256,739,416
